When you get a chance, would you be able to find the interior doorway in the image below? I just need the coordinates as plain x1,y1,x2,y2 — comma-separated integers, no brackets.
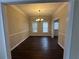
0,1,69,59
53,19,59,37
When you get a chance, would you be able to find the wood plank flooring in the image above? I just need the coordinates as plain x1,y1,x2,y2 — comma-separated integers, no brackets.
11,36,63,59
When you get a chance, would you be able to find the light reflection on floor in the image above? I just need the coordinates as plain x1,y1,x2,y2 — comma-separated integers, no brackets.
41,37,48,50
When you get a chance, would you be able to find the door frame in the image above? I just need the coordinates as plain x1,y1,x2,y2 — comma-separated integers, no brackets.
0,0,77,59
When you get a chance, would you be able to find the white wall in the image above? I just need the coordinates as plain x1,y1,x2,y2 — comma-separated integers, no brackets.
64,0,79,59
0,4,11,59
4,5,30,50
53,3,68,48
51,16,54,38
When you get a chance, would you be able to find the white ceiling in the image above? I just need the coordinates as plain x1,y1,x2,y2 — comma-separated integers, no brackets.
12,2,67,16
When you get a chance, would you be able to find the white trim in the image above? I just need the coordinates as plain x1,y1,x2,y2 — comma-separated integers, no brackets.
59,32,65,36
11,35,29,50
9,30,27,36
0,4,11,59
51,34,54,38
9,5,25,16
30,34,51,36
58,42,64,49
54,2,68,15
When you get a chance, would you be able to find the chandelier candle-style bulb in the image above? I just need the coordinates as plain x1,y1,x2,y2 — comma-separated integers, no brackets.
41,19,44,21
36,18,44,22
36,19,40,21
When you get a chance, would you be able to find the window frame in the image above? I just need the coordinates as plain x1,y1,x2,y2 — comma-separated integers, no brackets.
32,21,38,32
42,21,48,33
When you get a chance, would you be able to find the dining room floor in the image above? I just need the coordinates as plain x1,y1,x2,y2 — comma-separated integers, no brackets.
11,36,63,59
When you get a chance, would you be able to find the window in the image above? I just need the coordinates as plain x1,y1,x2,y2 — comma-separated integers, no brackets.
43,22,48,32
32,22,38,32
54,21,59,30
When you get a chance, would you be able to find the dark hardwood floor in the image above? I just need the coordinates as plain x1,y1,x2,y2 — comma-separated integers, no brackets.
11,36,63,59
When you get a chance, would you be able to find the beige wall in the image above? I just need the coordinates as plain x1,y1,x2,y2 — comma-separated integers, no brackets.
29,16,52,36
53,4,68,48
5,5,29,50
51,16,54,38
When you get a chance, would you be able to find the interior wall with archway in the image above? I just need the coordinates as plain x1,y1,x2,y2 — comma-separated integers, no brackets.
53,3,68,48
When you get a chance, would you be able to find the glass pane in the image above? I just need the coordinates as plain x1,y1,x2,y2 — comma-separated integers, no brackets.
32,22,38,32
43,22,48,32
54,22,59,30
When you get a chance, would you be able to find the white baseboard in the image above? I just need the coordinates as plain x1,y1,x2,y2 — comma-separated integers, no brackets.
10,30,27,37
58,42,64,49
11,35,29,51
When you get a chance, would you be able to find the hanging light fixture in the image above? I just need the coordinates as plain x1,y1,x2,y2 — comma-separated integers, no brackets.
35,10,44,22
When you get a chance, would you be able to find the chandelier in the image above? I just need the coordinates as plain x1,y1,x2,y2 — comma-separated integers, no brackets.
36,18,44,22
35,10,44,22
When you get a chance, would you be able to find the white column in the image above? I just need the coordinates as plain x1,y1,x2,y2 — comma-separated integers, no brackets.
0,4,11,59
64,0,79,59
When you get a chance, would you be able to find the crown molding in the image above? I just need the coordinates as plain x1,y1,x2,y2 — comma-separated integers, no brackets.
54,2,68,15
9,5,26,16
